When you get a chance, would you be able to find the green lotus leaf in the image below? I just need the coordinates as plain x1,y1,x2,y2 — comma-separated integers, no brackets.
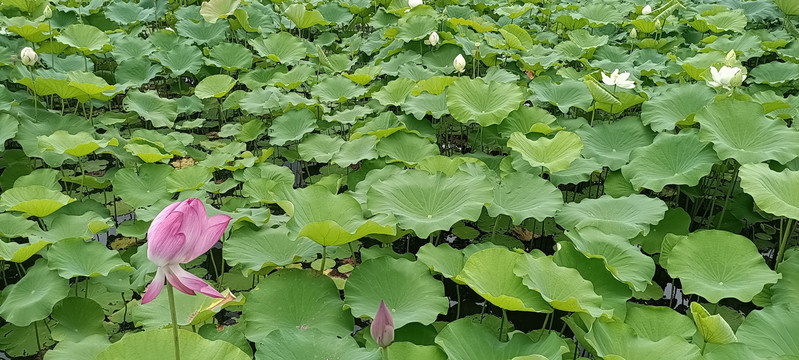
772,251,799,306
576,117,655,170
529,79,593,114
200,0,241,23
150,44,204,76
739,163,799,219
367,169,492,238
749,61,799,85
105,1,154,25
5,18,51,42
695,99,799,164
383,342,446,360
298,134,345,163
641,83,716,132
223,226,320,275
250,32,306,64
55,24,111,54
0,113,18,151
43,335,111,360
240,87,281,115
622,131,719,192
256,328,379,360
176,17,228,46
285,3,328,29
557,194,667,238
435,318,568,360
584,76,621,105
664,230,780,303
396,15,436,42
702,10,748,33
0,320,55,358
312,76,367,102
132,285,238,329
508,131,583,173
331,135,378,167
416,243,465,281
0,260,69,327
375,132,439,165
584,319,702,360
96,329,249,360
487,172,563,225
165,165,212,192
243,269,353,342
206,42,252,71
0,240,50,263
632,207,691,254
195,74,236,99
271,64,315,89
112,164,173,209
123,90,179,128
0,185,75,218
736,305,799,359
460,248,552,312
564,228,655,292
446,77,524,126
514,254,611,317
497,106,559,138
689,302,737,345
280,185,395,246
0,213,37,238
775,0,799,15
47,238,131,279
345,256,448,327
37,130,118,157
624,302,696,341
373,78,416,107
115,57,163,88
553,242,632,316
50,297,106,342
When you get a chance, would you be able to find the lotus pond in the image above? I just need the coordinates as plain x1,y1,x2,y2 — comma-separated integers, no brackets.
2,0,799,358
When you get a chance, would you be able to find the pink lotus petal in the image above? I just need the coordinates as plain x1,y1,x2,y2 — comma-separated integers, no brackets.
149,201,182,233
165,264,224,299
147,212,187,266
181,214,231,262
141,269,166,304
173,199,206,252
371,300,395,348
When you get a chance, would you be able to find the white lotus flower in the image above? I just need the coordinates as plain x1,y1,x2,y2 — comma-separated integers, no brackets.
642,5,653,15
43,5,52,18
20,47,37,66
408,0,422,8
428,31,439,46
707,66,746,90
601,69,635,89
453,54,466,73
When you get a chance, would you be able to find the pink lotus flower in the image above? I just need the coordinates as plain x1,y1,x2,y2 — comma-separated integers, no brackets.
141,199,231,304
371,300,394,348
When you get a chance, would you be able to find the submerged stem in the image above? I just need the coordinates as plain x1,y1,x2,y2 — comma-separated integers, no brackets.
167,284,181,360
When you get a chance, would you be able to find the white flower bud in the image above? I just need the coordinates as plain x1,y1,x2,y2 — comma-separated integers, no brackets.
20,47,37,66
408,0,422,8
642,5,653,15
429,31,439,46
453,54,466,73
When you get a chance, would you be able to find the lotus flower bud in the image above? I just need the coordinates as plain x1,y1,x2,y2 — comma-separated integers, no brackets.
654,19,662,29
453,54,466,73
630,28,638,38
429,31,439,46
20,47,37,66
371,300,394,348
642,5,653,15
408,0,422,8
725,49,737,65
43,5,52,18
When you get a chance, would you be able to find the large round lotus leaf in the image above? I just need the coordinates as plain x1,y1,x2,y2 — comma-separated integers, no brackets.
105,1,154,25
43,335,111,360
284,3,328,29
772,251,799,306
739,163,799,219
690,302,737,345
198,323,252,358
150,44,204,76
123,90,179,128
396,15,437,41
0,321,56,358
584,320,703,360
576,117,655,170
0,260,69,327
366,170,492,238
250,32,307,64
165,165,212,192
115,57,162,88
51,297,106,342
695,99,799,164
375,132,439,165
632,207,691,255
497,106,559,137
487,172,563,225
513,254,610,317
434,318,568,360
207,42,252,71
195,74,237,99
750,61,799,85
0,240,50,263
332,135,379,167
132,287,237,329
37,130,118,157
508,131,583,173
416,242,501,284
55,24,111,54
298,134,345,162
529,79,593,114
223,225,320,275
446,77,524,126
641,83,716,132
553,242,632,315
623,303,696,342
736,305,799,359
622,130,719,192
775,0,799,15
556,194,668,239
243,269,353,342
95,329,249,360
460,248,551,312
0,213,37,238
200,0,241,23
564,228,656,292
664,230,780,303
255,328,378,360
280,185,395,246
312,76,368,102
345,257,448,327
0,185,75,218
267,108,317,146
112,164,173,209
385,342,447,360
373,78,416,107
46,238,131,279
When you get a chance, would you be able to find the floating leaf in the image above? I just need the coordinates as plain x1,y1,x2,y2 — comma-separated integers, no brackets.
507,131,583,173
446,78,524,126
0,260,69,327
739,163,799,219
96,329,249,360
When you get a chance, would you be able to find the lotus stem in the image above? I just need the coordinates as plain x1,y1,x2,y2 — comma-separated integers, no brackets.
381,346,389,360
498,309,507,341
455,284,461,319
320,245,327,272
491,216,501,241
777,218,796,265
34,320,41,351
716,164,738,229
167,283,181,360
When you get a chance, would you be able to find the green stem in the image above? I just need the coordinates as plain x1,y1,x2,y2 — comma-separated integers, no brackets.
777,218,796,265
320,246,327,272
167,284,181,360
34,321,41,352
716,164,739,229
85,278,89,297
455,284,461,319
498,309,507,341
381,346,389,360
491,216,501,241
541,312,551,330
